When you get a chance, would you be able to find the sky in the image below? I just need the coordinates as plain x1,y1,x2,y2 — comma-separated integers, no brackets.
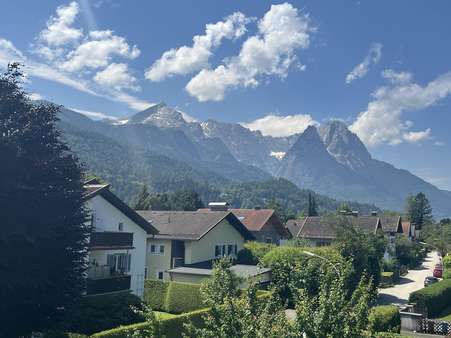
1,0,451,190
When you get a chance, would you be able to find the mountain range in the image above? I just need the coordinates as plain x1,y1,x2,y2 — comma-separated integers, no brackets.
56,102,451,218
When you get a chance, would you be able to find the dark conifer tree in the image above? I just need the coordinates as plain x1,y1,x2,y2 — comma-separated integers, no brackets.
307,192,318,216
132,185,151,210
0,64,89,337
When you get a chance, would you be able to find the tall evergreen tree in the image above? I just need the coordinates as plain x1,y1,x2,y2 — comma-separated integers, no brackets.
131,185,151,210
406,192,433,229
307,192,318,216
0,64,89,337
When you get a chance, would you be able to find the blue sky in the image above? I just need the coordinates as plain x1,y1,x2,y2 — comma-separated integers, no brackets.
1,0,451,190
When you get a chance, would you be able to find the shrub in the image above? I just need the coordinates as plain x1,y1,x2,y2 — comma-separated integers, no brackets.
60,292,143,335
409,279,451,317
91,308,210,338
443,255,451,279
144,280,168,311
368,305,401,333
238,242,274,264
380,272,394,287
382,259,400,282
164,282,204,314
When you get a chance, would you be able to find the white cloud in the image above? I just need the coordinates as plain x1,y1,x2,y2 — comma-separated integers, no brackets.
94,63,139,91
350,71,451,146
145,12,250,81
38,2,82,46
241,113,318,137
61,30,140,72
70,107,118,120
381,69,412,84
345,42,382,84
403,128,431,143
28,92,43,100
186,3,313,102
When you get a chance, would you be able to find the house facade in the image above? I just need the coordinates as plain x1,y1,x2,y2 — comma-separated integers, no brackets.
84,180,158,297
230,208,291,245
137,210,255,281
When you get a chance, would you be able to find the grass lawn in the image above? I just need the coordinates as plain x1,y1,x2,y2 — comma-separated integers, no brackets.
436,304,451,321
154,311,178,320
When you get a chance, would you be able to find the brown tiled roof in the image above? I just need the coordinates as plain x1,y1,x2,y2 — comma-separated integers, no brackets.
84,182,158,235
285,218,306,237
230,209,274,231
295,216,381,240
379,216,403,233
137,210,254,241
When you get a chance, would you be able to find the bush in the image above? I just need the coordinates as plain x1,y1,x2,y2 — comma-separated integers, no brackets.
380,272,394,287
60,292,143,335
382,259,400,282
91,308,210,338
368,305,401,333
409,279,451,317
164,282,204,314
443,255,451,279
144,280,168,311
237,242,274,265
43,332,88,338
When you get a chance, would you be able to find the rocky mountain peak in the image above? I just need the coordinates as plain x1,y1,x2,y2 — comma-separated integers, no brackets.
319,120,372,170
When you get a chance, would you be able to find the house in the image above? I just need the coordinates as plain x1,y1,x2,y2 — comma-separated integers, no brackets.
200,203,291,244
402,220,415,240
230,207,291,244
84,179,158,297
137,210,255,281
379,215,404,238
285,215,383,246
167,264,272,287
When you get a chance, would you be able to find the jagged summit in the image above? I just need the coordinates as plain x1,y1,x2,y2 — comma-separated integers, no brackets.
319,120,372,170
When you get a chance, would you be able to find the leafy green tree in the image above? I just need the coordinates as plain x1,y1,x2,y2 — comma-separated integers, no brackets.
294,273,375,338
0,64,89,337
307,192,318,216
127,304,165,338
132,185,151,210
406,192,433,229
334,218,385,292
337,202,352,214
394,236,422,268
421,222,451,256
184,258,292,338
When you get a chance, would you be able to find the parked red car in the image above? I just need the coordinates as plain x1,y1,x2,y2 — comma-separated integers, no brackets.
433,265,443,278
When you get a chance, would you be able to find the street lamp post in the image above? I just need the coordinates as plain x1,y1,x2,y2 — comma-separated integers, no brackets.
301,250,341,276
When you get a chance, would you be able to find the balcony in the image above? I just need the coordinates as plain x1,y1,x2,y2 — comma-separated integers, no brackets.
87,265,131,295
89,231,133,250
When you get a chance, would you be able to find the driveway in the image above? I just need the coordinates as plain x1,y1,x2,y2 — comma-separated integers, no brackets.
378,251,440,305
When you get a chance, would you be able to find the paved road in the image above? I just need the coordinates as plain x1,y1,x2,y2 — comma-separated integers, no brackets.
378,251,440,305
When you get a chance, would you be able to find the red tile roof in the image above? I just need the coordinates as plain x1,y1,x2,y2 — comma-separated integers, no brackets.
230,209,275,231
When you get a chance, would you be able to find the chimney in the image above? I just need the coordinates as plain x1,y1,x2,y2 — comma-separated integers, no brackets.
208,202,229,212
371,211,378,216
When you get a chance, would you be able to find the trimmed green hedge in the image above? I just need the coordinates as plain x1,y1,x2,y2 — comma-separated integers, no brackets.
444,255,451,279
409,279,451,317
91,308,210,338
164,281,204,314
144,280,204,314
144,280,168,311
368,305,401,334
60,292,142,335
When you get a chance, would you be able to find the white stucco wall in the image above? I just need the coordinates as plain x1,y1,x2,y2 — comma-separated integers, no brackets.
146,238,172,281
184,219,245,264
86,195,147,297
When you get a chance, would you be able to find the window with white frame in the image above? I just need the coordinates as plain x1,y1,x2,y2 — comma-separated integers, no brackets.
216,244,237,258
149,243,165,255
107,253,131,274
157,271,164,280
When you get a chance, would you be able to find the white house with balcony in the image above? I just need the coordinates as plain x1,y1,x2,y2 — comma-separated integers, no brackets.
84,179,158,297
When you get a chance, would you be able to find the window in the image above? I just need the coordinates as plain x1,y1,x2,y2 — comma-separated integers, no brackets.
265,237,273,244
159,245,165,255
149,244,156,254
228,244,234,255
149,244,165,255
233,244,237,255
118,222,124,231
107,253,131,273
215,245,221,258
157,271,164,280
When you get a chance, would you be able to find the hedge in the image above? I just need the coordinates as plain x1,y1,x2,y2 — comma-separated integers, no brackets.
91,308,210,338
144,279,168,311
409,279,451,317
59,292,142,335
368,305,401,334
237,242,275,265
444,255,451,279
164,281,204,314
